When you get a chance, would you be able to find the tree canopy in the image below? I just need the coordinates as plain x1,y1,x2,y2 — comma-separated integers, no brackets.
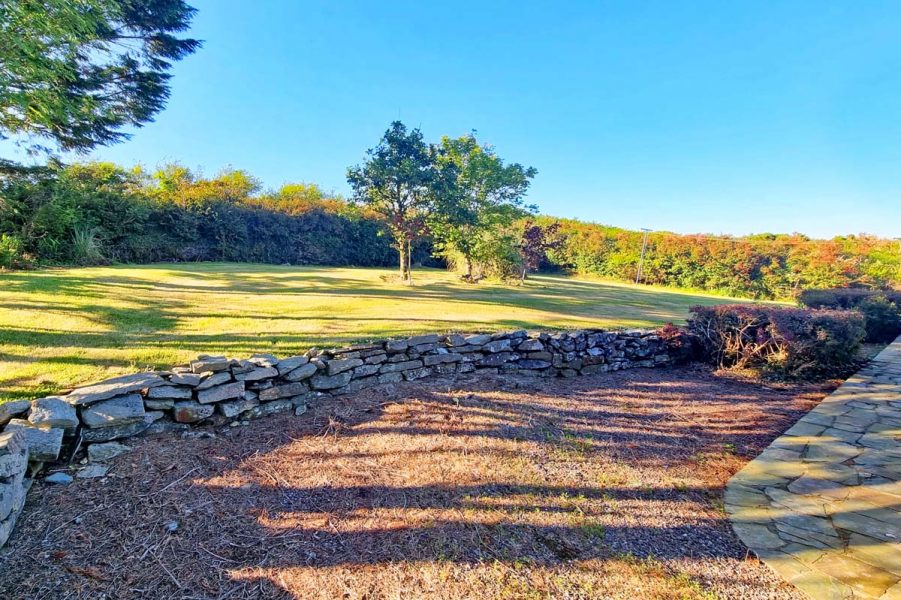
0,0,200,155
431,133,536,280
347,121,442,282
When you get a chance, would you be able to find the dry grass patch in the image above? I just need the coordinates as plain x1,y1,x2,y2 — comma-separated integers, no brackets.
0,366,832,599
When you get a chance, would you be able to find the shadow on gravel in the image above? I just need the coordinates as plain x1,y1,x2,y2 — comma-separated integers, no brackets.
0,366,831,599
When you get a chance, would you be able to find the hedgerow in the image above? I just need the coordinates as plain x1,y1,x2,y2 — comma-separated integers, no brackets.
799,288,901,342
1,161,899,302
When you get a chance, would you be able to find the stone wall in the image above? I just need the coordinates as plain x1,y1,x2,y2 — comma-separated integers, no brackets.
0,328,673,547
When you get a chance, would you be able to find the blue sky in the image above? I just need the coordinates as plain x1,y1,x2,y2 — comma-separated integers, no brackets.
8,1,901,238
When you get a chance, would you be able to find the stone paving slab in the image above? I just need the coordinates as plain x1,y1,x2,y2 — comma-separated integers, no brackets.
726,336,901,600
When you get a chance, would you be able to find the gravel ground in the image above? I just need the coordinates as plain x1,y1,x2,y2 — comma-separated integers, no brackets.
0,365,833,599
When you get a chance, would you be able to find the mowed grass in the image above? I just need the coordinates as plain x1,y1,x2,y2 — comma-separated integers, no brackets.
0,263,745,401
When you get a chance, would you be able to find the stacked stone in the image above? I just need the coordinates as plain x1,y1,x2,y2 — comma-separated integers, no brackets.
0,327,672,549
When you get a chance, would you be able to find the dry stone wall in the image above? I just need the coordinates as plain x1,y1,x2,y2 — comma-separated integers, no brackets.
0,328,673,548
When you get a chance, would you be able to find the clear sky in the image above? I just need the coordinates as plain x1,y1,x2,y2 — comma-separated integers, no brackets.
8,1,901,238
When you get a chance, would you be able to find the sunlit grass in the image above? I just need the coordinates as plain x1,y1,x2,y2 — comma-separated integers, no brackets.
0,263,750,401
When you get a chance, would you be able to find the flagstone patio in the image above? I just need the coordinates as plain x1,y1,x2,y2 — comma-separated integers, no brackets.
726,337,901,600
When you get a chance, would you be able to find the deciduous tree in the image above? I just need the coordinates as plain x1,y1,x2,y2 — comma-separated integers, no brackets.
347,121,439,282
431,133,536,281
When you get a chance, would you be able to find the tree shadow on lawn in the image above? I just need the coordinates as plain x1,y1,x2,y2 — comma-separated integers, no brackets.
0,365,833,599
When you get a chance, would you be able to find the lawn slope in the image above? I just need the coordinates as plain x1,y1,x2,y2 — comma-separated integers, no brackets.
1,263,743,401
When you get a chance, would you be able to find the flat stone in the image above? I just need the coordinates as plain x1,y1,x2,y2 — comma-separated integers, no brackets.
28,397,78,430
190,356,229,373
724,483,770,508
77,464,109,479
283,363,318,382
197,381,244,404
731,522,785,549
516,339,544,351
81,394,145,428
846,533,901,577
0,430,29,479
0,477,25,522
81,417,152,442
385,340,408,353
217,396,259,418
310,371,353,390
248,353,279,367
326,358,363,376
353,364,380,378
259,382,309,401
378,372,403,384
423,353,463,366
244,399,293,419
772,516,842,549
443,334,466,347
831,510,901,543
195,371,233,390
0,400,31,426
788,475,852,497
44,472,73,485
811,553,899,598
806,440,862,462
87,442,130,462
483,339,512,353
821,427,861,443
882,580,901,600
3,420,63,461
784,421,827,437
800,411,835,427
234,367,278,382
379,360,423,374
364,353,387,365
403,367,431,381
169,373,202,386
407,334,439,346
765,487,829,517
146,385,193,399
787,570,854,600
66,372,165,406
516,359,552,369
477,352,517,367
463,334,492,346
172,401,215,423
144,398,175,410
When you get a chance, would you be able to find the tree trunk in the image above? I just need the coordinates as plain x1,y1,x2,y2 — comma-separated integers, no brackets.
464,255,473,282
406,239,413,284
398,238,409,282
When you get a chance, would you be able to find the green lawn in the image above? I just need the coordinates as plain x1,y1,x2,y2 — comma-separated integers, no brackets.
0,263,748,401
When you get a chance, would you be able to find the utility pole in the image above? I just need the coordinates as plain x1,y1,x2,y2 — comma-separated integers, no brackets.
636,228,651,284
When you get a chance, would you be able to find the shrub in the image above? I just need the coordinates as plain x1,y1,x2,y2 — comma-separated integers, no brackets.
0,234,27,269
71,226,105,265
858,296,901,343
798,288,897,309
798,287,901,342
687,304,866,379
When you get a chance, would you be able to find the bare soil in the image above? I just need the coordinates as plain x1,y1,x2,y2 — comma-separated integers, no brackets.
0,365,834,599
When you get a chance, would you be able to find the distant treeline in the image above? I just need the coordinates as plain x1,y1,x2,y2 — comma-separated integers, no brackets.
1,161,898,299
535,216,900,299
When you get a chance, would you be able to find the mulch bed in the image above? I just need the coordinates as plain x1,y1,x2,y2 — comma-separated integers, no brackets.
0,364,834,599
